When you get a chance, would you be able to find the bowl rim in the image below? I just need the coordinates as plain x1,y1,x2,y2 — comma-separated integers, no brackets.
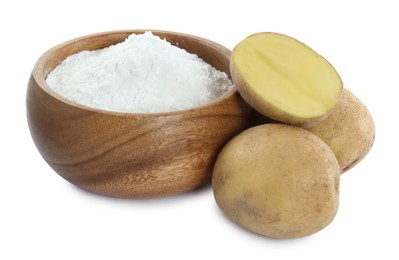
31,29,239,117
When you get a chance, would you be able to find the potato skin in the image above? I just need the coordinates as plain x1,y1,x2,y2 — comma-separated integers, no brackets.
212,124,340,239
308,89,375,172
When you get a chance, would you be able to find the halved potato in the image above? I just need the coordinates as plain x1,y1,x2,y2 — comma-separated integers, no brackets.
231,32,343,128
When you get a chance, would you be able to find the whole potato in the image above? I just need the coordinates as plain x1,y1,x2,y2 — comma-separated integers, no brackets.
212,124,340,239
308,89,375,172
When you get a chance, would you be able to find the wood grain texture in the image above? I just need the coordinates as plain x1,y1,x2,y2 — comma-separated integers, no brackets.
27,30,251,198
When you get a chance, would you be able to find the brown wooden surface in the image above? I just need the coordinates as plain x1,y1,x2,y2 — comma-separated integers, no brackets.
27,30,251,198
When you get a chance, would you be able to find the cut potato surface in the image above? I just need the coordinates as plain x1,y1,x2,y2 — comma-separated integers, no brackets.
231,33,343,127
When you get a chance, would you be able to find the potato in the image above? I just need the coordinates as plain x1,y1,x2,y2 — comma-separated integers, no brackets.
212,124,340,239
230,32,343,128
308,89,375,172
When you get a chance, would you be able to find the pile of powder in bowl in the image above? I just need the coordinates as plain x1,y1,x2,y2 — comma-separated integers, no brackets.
45,32,233,113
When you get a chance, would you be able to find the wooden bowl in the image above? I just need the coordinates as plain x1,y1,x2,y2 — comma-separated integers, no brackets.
27,30,251,198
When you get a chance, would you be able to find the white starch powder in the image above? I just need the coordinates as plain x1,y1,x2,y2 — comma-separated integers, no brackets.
46,32,233,113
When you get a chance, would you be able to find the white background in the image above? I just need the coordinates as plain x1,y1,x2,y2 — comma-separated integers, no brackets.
1,0,398,259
